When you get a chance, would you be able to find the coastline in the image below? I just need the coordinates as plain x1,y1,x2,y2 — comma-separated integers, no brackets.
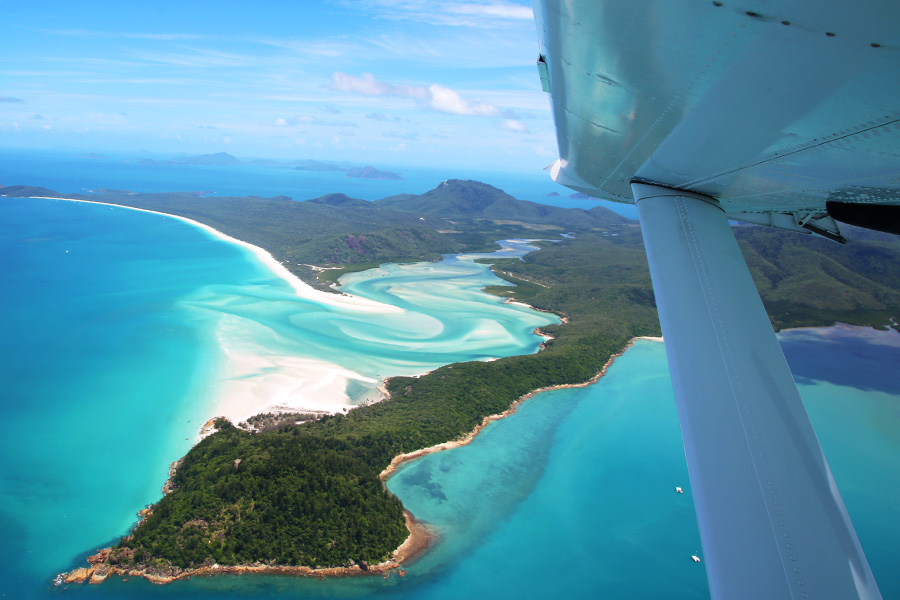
36,196,399,424
34,196,398,313
45,195,563,586
379,335,638,480
61,510,432,586
52,323,900,587
59,335,635,587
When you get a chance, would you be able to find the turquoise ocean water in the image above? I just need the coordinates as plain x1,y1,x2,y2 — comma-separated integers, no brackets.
1,179,898,599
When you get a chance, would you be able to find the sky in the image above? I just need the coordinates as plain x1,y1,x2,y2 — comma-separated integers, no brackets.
0,0,558,172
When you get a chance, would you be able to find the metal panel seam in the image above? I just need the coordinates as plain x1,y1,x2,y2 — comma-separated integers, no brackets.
681,117,900,192
674,196,797,596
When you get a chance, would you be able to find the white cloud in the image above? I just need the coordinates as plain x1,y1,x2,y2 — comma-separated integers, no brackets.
273,115,324,126
531,143,555,157
426,84,498,116
129,47,249,68
500,118,527,132
331,72,427,99
341,0,533,28
446,2,533,20
332,72,500,116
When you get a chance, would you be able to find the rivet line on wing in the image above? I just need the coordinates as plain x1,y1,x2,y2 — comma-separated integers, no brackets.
675,196,801,597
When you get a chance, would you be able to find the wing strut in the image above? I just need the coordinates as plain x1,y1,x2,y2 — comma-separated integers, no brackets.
632,183,881,600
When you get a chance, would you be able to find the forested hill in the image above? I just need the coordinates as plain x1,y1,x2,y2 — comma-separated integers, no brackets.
376,179,626,229
735,224,900,330
24,178,897,580
4,181,899,327
1,182,628,291
0,186,463,288
0,184,64,198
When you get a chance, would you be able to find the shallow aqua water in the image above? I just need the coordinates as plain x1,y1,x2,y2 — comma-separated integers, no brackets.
383,341,708,599
0,198,267,594
0,197,554,599
1,196,897,600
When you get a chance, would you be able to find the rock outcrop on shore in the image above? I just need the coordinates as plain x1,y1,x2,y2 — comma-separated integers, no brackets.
61,510,431,585
58,339,632,587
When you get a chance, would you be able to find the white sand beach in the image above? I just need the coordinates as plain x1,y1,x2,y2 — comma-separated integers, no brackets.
40,196,401,313
40,196,399,423
215,347,380,423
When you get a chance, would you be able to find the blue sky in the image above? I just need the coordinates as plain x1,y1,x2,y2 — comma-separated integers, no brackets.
0,0,556,172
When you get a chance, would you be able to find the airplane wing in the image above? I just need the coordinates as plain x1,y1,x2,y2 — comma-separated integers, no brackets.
534,1,899,598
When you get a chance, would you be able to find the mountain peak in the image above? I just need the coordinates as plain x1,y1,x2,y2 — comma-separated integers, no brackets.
374,179,626,229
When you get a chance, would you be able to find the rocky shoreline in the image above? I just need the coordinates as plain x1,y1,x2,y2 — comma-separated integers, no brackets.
60,510,430,585
379,334,632,481
58,326,632,589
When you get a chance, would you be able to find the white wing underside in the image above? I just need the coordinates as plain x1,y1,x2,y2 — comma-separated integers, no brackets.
536,0,900,214
534,1,898,598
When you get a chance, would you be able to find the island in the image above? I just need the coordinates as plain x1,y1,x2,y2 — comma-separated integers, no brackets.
293,159,351,172
139,151,244,166
346,165,403,180
5,181,897,584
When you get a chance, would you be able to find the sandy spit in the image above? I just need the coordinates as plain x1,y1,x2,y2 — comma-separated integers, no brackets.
34,196,399,313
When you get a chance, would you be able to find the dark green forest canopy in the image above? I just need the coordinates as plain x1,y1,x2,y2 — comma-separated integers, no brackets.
110,228,662,574
6,181,899,575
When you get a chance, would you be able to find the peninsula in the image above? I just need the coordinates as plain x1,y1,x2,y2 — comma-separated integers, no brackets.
5,181,897,584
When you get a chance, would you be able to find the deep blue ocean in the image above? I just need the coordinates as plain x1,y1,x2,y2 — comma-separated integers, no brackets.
0,153,897,599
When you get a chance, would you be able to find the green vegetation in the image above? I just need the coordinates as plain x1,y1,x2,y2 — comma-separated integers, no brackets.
119,419,408,570
376,179,625,230
0,184,64,198
110,228,661,575
37,187,463,292
735,225,900,330
12,178,896,577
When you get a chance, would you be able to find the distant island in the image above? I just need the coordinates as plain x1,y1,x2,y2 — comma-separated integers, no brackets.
346,165,403,180
293,159,351,172
139,151,243,166
89,188,134,194
6,180,897,585
132,152,402,179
